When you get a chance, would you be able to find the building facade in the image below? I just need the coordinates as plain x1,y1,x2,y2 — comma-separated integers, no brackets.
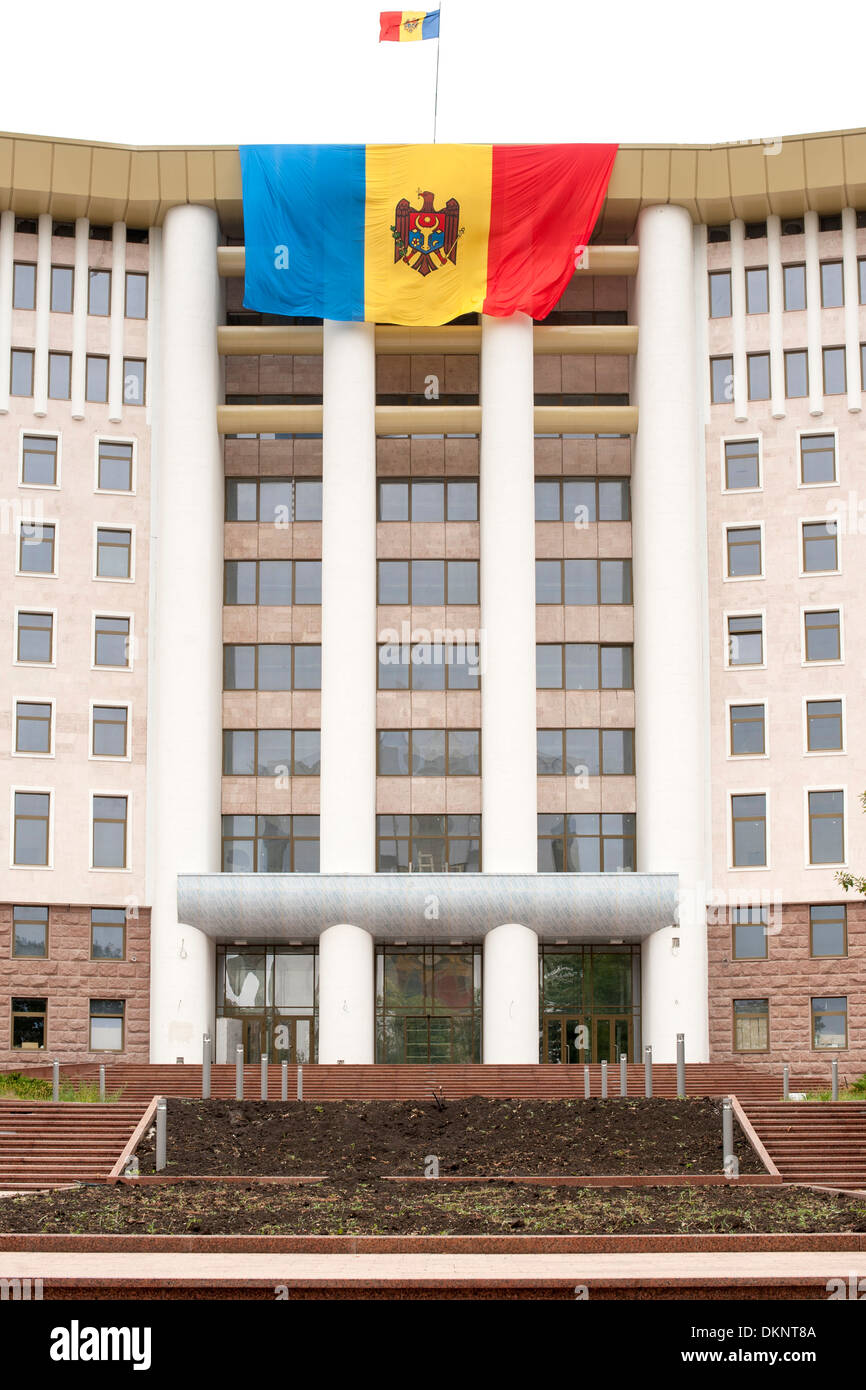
1,130,864,1072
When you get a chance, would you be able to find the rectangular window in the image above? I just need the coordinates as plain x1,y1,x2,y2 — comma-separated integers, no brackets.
535,643,633,691
746,267,769,314
377,643,480,691
802,521,837,573
711,356,733,403
747,353,770,401
15,701,52,755
224,560,322,606
376,559,478,606
225,477,324,523
98,441,134,491
224,644,322,691
125,271,148,318
86,355,108,402
808,790,844,864
724,439,760,490
537,813,636,873
12,904,48,958
13,262,36,309
11,997,47,1051
784,350,808,398
860,258,866,304
810,904,847,958
11,348,34,396
535,559,632,606
222,728,321,777
21,435,57,486
804,610,841,663
536,728,635,776
96,528,132,579
726,526,762,577
19,522,55,575
88,268,111,315
709,270,732,317
731,793,767,867
92,795,128,868
806,699,843,752
50,265,73,313
376,814,480,873
732,905,768,959
800,434,836,485
122,358,145,406
783,264,806,310
730,703,765,755
94,615,131,667
17,611,53,663
89,998,125,1051
534,477,631,523
377,478,479,522
811,996,847,1049
48,351,71,400
823,346,846,395
376,729,480,776
13,791,50,866
734,999,769,1052
820,261,844,307
92,705,129,757
222,814,320,872
91,908,126,960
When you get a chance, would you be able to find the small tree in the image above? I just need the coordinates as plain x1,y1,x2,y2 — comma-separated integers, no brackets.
837,790,866,894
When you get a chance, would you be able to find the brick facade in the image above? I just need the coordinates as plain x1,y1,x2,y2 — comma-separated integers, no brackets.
0,904,150,1066
708,901,866,1078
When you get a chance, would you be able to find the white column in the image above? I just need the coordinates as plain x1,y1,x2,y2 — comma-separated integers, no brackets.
482,923,538,1063
633,204,709,1063
317,923,375,1063
804,211,823,417
0,209,13,414
842,208,862,413
730,219,748,421
108,221,126,423
319,319,377,873
33,213,52,417
148,204,223,1062
767,214,786,418
479,312,537,873
70,217,89,419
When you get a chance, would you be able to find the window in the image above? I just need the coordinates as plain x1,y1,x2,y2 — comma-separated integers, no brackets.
820,261,844,307
708,270,732,317
11,998,47,1051
536,728,635,776
89,999,125,1051
224,560,322,606
15,701,52,755
731,794,767,867
726,526,762,578
806,699,843,752
733,999,769,1052
535,559,632,605
14,217,37,234
377,478,479,522
92,706,129,757
125,271,147,319
92,795,128,868
86,355,108,402
48,352,71,400
823,347,846,395
19,522,55,575
225,477,323,522
782,218,804,236
21,435,57,486
746,267,769,314
710,356,733,403
535,644,633,691
222,814,320,872
810,905,847,958
377,643,480,691
808,790,844,864
730,703,765,755
98,441,134,491
12,905,48,958
534,476,630,522
819,214,842,233
783,264,806,310
94,615,131,667
802,521,837,573
91,908,126,960
800,434,836,485
11,349,34,396
812,996,847,1049
732,905,768,960
860,258,866,304
224,644,322,691
747,353,770,401
122,359,145,406
126,228,149,244
376,560,478,606
707,225,730,243
724,439,760,490
50,265,73,313
537,813,636,873
376,814,481,873
745,221,766,240
17,611,53,663
804,610,841,663
88,268,111,315
377,729,480,776
784,350,808,398
96,528,132,579
13,262,36,309
13,791,50,865
223,729,321,777
52,222,74,237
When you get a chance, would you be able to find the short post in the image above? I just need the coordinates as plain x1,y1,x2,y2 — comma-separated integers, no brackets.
601,1059,608,1099
281,1060,288,1102
52,1059,59,1103
202,1034,211,1100
583,1064,590,1099
676,1033,686,1099
297,1063,304,1101
235,1043,244,1100
261,1053,269,1101
644,1044,653,1098
722,1096,735,1176
99,1065,105,1102
156,1097,167,1172
831,1057,839,1101
620,1053,628,1098
782,1064,789,1102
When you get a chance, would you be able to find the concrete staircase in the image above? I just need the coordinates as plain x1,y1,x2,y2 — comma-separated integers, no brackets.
742,1101,866,1191
0,1099,148,1193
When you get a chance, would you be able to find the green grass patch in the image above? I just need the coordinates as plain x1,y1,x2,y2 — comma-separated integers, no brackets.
0,1071,122,1103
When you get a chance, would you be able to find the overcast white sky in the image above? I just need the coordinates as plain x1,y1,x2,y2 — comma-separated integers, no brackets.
3,0,864,148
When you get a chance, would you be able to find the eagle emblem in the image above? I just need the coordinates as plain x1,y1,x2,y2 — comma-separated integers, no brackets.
391,190,463,277
402,17,420,32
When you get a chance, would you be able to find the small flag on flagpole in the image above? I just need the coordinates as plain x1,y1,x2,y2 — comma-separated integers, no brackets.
380,10,440,42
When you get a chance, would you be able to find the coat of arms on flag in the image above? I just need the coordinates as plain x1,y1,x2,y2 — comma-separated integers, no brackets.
392,190,462,276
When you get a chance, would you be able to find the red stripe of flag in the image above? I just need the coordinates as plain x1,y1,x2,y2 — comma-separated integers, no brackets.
379,11,405,41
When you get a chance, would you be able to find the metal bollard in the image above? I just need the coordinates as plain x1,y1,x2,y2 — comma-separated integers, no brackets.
297,1063,303,1101
644,1044,653,1098
281,1060,288,1101
202,1034,211,1100
722,1096,734,1174
99,1065,105,1102
156,1097,167,1172
620,1053,628,1098
676,1033,686,1099
235,1044,244,1100
52,1059,59,1103
583,1064,590,1099
601,1059,608,1098
831,1057,839,1101
783,1064,789,1102
261,1053,269,1101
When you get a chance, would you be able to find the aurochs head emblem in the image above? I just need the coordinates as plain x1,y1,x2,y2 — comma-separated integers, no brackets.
391,190,463,277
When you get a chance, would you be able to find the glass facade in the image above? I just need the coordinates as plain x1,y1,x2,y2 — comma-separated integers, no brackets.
216,946,318,1062
539,945,641,1062
376,946,481,1063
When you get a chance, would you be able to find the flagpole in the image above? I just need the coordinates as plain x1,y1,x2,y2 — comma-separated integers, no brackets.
432,4,442,142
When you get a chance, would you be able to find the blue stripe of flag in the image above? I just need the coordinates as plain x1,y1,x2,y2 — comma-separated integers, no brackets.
422,10,440,39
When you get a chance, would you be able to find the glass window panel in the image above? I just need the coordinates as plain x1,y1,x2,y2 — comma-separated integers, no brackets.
379,561,409,604
810,906,846,958
223,730,256,775
747,353,770,400
13,906,48,957
261,560,296,605
447,560,478,604
711,357,733,403
728,615,763,666
536,560,562,604
411,480,444,521
123,359,145,405
598,478,630,521
823,347,846,395
293,479,322,521
292,730,321,775
224,560,257,605
727,526,762,576
256,729,292,776
807,699,843,751
812,997,847,1048
730,703,765,755
224,645,255,690
785,350,808,397
563,559,598,605
809,791,844,863
11,350,34,396
562,479,597,526
13,263,36,309
92,796,127,868
821,261,844,308
446,480,477,520
447,644,480,689
86,355,108,401
804,610,840,662
98,441,133,491
125,272,148,318
273,953,315,1008
21,435,58,485
601,728,635,774
600,559,632,604
537,729,564,774
536,645,562,688
784,264,806,310
732,794,766,866
566,728,600,777
534,480,560,520
709,270,732,317
378,645,410,689
47,353,71,400
378,730,410,775
725,438,760,490
412,644,446,690
803,521,837,572
412,729,446,776
92,705,127,757
565,643,598,690
95,616,130,667
225,478,258,521
378,481,409,521
18,611,53,663
292,645,321,690
96,528,131,578
746,267,769,314
800,434,836,484
600,645,632,689
19,523,55,574
448,729,480,776
255,478,292,523
88,269,111,315
411,560,445,605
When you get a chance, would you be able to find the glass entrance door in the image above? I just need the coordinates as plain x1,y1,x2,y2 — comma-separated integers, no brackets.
593,1015,632,1063
242,1018,266,1062
272,1017,314,1063
404,1016,455,1063
543,1016,590,1062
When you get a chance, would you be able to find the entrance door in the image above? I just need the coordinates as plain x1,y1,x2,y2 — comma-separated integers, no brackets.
404,1016,455,1063
271,1017,315,1063
242,1018,266,1062
593,1016,633,1063
543,1016,590,1063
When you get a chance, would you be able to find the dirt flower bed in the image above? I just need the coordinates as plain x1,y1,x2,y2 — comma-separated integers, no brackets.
133,1097,765,1178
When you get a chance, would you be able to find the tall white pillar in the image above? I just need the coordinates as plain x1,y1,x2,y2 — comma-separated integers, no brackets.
317,923,375,1063
108,221,126,423
842,208,862,413
482,923,539,1062
729,219,748,421
0,209,13,414
70,217,89,420
480,312,537,873
148,204,222,1062
804,211,824,417
633,204,709,1063
33,214,52,417
767,214,786,419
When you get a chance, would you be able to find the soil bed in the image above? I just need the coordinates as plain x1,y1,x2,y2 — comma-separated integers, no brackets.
133,1097,765,1178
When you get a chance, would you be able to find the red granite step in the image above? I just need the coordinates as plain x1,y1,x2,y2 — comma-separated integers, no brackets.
0,1097,150,1192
